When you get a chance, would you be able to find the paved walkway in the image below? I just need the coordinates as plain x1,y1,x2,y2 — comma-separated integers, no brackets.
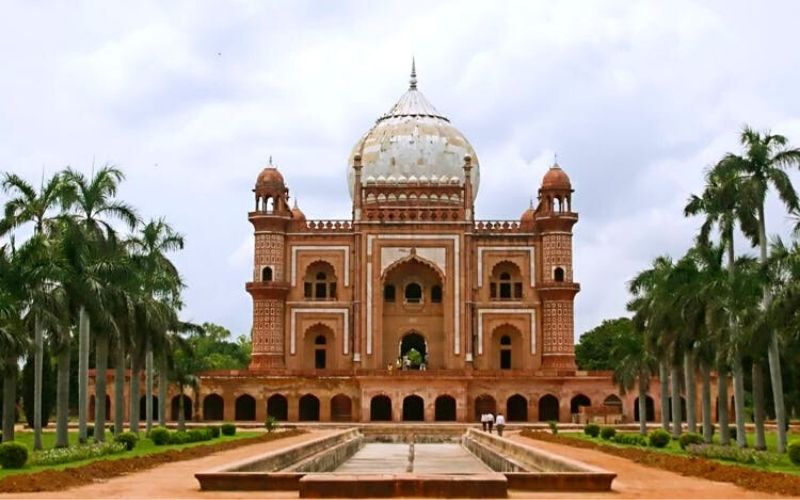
2,429,786,499
0,430,332,500
333,443,491,474
507,432,785,499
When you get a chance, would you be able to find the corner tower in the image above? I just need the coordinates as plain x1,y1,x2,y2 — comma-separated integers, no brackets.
537,162,579,369
247,161,291,369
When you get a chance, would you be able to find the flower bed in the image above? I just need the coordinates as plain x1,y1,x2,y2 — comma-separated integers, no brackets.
0,429,305,494
30,441,127,466
519,430,800,497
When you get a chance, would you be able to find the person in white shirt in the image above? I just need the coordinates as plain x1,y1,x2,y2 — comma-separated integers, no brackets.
487,413,495,433
480,413,488,431
495,413,506,437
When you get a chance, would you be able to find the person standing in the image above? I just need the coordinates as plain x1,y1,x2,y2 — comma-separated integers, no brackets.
487,413,495,433
495,413,506,437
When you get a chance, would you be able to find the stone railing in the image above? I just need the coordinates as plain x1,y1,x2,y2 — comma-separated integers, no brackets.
304,220,353,232
473,220,522,233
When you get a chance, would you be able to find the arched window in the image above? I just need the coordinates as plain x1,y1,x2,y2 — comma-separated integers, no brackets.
404,283,422,303
500,335,512,369
303,262,337,300
314,334,327,369
490,262,522,300
384,284,396,302
261,266,273,282
431,285,442,303
554,267,565,282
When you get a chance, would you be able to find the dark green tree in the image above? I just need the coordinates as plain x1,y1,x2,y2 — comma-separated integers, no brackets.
21,345,56,428
576,318,635,371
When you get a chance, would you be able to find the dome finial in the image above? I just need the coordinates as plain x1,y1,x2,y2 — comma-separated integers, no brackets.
268,155,273,166
409,56,417,90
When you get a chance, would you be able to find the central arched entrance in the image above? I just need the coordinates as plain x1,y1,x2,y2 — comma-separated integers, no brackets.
402,395,425,421
370,395,392,421
400,332,427,369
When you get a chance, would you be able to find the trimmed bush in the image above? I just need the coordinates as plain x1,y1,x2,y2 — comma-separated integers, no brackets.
207,426,220,439
0,442,29,469
265,416,279,433
789,441,800,466
584,423,600,438
221,423,236,436
600,427,616,440
114,432,138,451
149,427,171,446
188,428,212,442
649,429,671,448
614,433,648,446
548,421,558,435
679,432,704,450
168,431,191,445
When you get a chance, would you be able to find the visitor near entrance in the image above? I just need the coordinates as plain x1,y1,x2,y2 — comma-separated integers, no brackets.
495,413,506,436
487,413,495,433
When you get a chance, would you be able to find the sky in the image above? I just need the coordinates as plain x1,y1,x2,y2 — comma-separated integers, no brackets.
2,1,800,340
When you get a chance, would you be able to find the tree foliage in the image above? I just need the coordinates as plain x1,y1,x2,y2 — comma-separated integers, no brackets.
575,318,635,370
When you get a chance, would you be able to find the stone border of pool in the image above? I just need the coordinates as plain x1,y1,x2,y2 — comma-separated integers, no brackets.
195,426,616,496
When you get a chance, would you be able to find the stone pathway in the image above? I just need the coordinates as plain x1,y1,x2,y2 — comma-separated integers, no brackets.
2,428,787,499
507,432,786,499
333,443,490,474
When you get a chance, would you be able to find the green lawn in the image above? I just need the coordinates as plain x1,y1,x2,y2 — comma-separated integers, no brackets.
0,429,262,479
562,430,800,475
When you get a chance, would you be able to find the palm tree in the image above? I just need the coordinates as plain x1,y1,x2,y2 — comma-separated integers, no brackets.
628,256,678,433
715,126,800,452
611,322,655,435
0,245,27,442
127,219,184,433
2,172,67,450
61,166,138,443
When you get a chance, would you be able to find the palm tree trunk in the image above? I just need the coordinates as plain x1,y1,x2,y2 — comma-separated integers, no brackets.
129,358,141,434
638,371,648,436
2,356,17,442
158,355,167,427
78,306,90,443
145,338,153,433
55,343,70,448
684,351,697,434
659,361,670,431
758,206,787,453
701,364,712,443
93,334,109,442
33,314,44,450
752,361,767,450
114,335,125,436
717,361,730,445
670,364,682,438
177,384,185,432
732,353,747,447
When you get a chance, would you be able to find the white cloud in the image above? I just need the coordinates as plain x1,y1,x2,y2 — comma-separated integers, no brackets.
2,0,800,338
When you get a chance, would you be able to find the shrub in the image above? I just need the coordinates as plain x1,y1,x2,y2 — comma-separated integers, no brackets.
600,427,616,440
265,416,279,433
789,441,800,466
679,432,704,450
584,423,600,438
150,427,171,446
169,431,191,445
614,433,648,446
0,442,28,469
686,444,780,466
30,441,125,466
649,429,671,448
221,423,236,436
207,426,220,439
114,432,138,451
547,421,558,435
188,428,212,443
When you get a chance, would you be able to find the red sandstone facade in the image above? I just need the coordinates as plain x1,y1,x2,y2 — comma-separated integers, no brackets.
90,68,729,425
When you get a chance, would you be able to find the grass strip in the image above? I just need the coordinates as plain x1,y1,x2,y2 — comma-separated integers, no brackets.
0,429,305,493
519,430,800,497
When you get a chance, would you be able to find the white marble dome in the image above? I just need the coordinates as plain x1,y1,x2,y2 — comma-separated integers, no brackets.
347,64,480,200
